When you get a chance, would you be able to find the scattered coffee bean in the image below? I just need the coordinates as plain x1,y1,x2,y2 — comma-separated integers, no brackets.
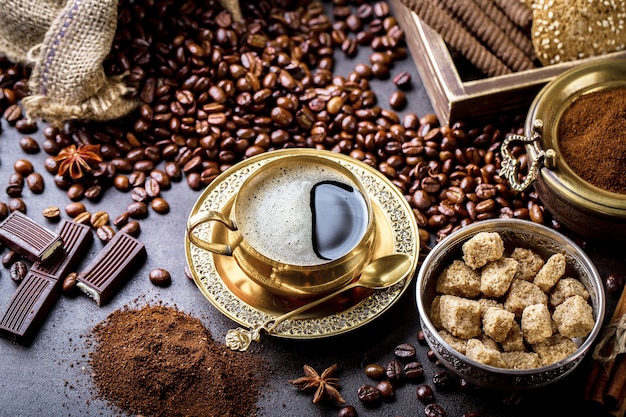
65,202,86,218
337,405,358,417
424,403,446,417
113,212,130,227
357,384,381,406
127,201,148,219
151,197,170,214
417,329,426,345
388,91,406,110
119,220,141,238
90,211,110,228
8,198,26,213
149,268,171,287
62,272,78,294
10,261,27,283
364,363,386,381
385,359,404,382
394,343,416,360
416,384,435,403
42,206,61,220
73,211,91,225
13,159,34,176
19,136,40,154
96,225,116,242
392,71,412,90
0,202,9,220
26,172,45,194
427,349,437,362
403,361,424,380
376,380,394,400
2,250,20,268
605,273,624,296
432,370,458,392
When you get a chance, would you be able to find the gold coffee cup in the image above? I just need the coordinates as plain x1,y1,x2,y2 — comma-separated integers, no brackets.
187,153,376,298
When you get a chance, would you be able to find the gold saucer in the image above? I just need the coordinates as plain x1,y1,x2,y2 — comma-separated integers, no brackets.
185,149,420,339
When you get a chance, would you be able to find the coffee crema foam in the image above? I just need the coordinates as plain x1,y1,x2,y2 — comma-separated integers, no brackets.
235,161,368,266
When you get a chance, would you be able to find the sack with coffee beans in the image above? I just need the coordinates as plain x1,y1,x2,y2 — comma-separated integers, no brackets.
0,0,242,126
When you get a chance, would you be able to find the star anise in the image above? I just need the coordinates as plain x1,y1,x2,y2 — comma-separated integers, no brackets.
289,364,345,404
55,144,103,180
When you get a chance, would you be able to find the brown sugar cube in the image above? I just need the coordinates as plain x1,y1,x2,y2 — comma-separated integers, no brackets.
479,334,501,351
462,232,505,270
436,259,481,297
465,338,506,368
478,298,503,318
504,279,548,317
533,334,578,366
533,253,567,293
550,277,590,307
510,247,545,282
439,329,468,355
430,295,443,329
552,294,595,338
501,321,526,352
501,351,542,370
521,303,553,344
483,306,516,343
439,295,482,339
480,257,518,297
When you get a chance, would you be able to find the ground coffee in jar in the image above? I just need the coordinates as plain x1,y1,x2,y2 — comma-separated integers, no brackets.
558,87,626,194
89,304,266,417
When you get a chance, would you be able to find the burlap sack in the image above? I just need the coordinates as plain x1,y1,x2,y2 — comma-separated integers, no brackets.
0,0,242,126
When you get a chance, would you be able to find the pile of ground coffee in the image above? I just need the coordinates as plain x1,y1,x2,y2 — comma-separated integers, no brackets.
89,304,266,417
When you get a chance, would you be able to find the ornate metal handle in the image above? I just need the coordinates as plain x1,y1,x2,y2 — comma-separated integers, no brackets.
187,210,238,256
499,119,551,192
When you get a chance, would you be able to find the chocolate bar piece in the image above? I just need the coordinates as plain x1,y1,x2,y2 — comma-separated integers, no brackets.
76,232,146,306
31,220,93,280
0,211,63,262
0,272,59,344
0,220,93,345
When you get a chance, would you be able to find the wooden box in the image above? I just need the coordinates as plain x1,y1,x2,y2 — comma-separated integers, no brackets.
390,0,626,126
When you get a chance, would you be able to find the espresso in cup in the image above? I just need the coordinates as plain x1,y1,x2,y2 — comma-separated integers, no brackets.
235,159,369,266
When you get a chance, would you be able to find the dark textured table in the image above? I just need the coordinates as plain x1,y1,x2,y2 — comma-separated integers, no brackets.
0,5,624,417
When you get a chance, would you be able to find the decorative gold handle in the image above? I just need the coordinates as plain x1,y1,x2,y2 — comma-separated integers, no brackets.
187,211,238,256
499,119,548,192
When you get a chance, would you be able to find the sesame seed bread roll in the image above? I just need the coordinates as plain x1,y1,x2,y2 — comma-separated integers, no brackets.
532,0,626,65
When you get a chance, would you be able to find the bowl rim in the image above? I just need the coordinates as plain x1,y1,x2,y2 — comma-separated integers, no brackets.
416,218,606,375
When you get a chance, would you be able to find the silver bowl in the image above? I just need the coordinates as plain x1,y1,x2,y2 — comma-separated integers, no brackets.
416,218,605,390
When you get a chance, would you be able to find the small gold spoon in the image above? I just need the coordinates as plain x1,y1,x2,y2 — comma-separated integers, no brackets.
225,253,412,351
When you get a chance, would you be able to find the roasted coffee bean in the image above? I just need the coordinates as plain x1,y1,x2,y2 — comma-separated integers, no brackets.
131,187,149,203
2,250,20,268
14,159,34,176
127,201,148,219
605,273,624,296
8,198,26,213
432,370,458,392
114,175,131,192
113,212,130,227
67,183,85,201
357,384,381,405
73,211,92,225
96,225,116,242
385,359,404,381
388,91,406,110
4,103,22,123
119,220,141,237
0,202,8,221
394,343,416,360
424,403,446,417
337,405,358,417
403,361,424,380
85,184,102,200
151,197,170,214
62,272,78,294
144,177,161,198
42,206,61,220
6,184,23,198
392,71,412,90
90,211,110,228
149,268,171,287
19,136,40,154
417,329,426,345
376,380,394,400
364,363,386,381
10,261,27,283
25,172,45,194
416,384,435,403
427,349,438,362
65,202,86,217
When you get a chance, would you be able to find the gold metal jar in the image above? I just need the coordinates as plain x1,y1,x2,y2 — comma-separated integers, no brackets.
500,59,626,241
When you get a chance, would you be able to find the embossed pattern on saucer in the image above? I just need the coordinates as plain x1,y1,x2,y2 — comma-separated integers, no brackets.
185,149,419,339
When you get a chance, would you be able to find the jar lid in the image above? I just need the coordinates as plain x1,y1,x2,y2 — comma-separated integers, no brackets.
525,58,626,216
